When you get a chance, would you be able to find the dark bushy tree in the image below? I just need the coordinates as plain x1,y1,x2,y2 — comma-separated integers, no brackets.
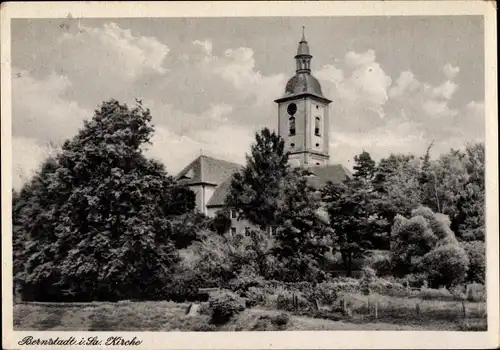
390,206,469,287
353,150,376,180
14,100,192,301
461,240,485,284
226,128,289,229
322,178,387,276
271,169,334,282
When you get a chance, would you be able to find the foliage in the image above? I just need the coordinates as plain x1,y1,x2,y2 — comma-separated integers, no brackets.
390,213,438,276
209,290,246,324
14,100,194,301
271,169,334,282
322,177,388,276
419,243,469,287
419,143,485,241
353,150,376,180
418,286,453,300
466,282,486,302
276,288,310,311
226,128,289,228
373,154,422,222
168,212,211,249
390,205,467,285
368,278,407,297
183,229,274,289
461,241,485,284
208,208,232,235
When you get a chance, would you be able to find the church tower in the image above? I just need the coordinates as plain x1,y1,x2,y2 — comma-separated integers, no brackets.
275,28,332,167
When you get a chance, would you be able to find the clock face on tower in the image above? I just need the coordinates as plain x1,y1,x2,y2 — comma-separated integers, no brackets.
287,103,297,116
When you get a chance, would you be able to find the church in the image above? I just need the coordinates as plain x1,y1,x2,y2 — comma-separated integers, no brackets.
176,31,351,234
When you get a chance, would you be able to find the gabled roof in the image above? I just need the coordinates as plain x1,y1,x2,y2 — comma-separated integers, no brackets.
175,155,242,186
206,175,235,207
206,163,352,208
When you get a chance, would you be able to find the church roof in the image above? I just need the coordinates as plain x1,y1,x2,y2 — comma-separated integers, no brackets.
283,73,325,99
276,28,330,103
175,155,242,186
305,164,353,188
206,163,352,208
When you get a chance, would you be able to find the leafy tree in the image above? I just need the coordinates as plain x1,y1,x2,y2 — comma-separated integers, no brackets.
390,206,469,287
322,178,387,276
209,208,232,235
226,128,289,229
455,143,485,241
353,150,376,180
420,149,469,217
372,154,422,231
15,100,191,301
271,169,334,282
461,241,485,284
419,244,469,287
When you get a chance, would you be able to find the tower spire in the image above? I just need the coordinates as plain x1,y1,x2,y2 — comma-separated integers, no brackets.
295,26,312,73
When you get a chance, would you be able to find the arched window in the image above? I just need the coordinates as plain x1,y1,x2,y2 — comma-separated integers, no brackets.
289,116,296,136
315,116,321,136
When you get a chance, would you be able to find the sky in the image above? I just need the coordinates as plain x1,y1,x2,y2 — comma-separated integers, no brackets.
11,16,485,190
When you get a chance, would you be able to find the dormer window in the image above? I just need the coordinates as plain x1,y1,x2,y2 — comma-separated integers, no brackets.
289,116,296,136
314,116,321,136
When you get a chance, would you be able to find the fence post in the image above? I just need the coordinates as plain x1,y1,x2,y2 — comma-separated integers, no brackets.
342,298,347,315
375,300,378,320
462,301,466,318
367,298,370,315
416,303,420,316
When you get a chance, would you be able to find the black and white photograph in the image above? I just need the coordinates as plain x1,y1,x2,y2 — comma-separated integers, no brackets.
1,1,498,349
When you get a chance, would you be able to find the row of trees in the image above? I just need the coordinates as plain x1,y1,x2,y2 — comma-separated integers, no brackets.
225,126,485,284
12,99,486,301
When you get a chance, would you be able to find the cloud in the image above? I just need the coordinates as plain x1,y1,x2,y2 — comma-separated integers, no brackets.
196,46,285,106
146,123,254,174
12,68,91,144
318,50,392,132
59,22,169,80
193,39,213,56
431,80,459,100
443,63,460,80
388,70,459,126
345,49,376,68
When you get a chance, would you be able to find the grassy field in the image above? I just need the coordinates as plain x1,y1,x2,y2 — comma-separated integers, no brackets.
13,296,487,331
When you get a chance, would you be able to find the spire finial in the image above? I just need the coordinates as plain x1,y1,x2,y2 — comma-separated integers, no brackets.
301,26,306,42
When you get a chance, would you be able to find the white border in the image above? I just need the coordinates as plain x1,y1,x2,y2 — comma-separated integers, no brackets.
1,2,498,349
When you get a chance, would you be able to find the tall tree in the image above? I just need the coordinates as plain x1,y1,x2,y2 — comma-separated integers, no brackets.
15,100,191,301
272,169,334,282
353,150,376,180
226,128,289,229
455,143,485,241
322,178,387,276
373,153,422,222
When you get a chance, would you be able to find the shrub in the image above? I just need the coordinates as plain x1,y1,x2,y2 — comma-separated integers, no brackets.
227,266,265,293
418,286,453,300
276,288,309,311
271,312,290,328
245,287,267,307
461,241,485,284
402,273,428,288
163,269,209,302
368,254,393,277
466,283,485,302
209,290,246,324
420,244,469,288
369,278,408,297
